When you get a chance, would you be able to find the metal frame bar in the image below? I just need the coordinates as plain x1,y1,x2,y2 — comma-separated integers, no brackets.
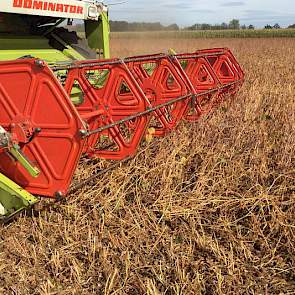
0,172,39,221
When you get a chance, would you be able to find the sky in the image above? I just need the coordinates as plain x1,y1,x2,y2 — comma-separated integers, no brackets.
109,0,295,28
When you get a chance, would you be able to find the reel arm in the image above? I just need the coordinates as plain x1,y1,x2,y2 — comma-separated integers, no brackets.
0,126,39,221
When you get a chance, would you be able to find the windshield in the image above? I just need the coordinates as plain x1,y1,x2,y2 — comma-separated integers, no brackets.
0,13,63,35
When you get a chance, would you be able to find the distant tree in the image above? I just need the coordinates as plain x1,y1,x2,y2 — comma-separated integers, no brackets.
185,24,197,30
110,21,129,31
229,19,240,30
195,24,203,30
221,22,228,29
200,23,212,30
288,24,295,28
109,21,181,32
264,24,273,29
273,23,281,29
185,20,247,31
166,23,179,31
248,24,255,30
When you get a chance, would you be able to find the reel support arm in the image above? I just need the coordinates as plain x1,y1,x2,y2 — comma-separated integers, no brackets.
0,126,39,220
0,172,39,221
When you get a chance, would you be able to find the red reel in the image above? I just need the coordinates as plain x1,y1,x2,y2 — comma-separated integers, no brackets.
64,59,151,160
125,54,191,136
0,59,86,197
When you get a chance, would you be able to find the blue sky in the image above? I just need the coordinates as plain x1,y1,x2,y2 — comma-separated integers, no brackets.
109,0,295,28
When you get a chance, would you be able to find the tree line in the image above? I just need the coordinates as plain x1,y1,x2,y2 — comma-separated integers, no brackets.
185,19,244,30
110,21,179,32
265,24,295,29
186,20,295,31
73,21,179,32
110,19,295,32
73,19,295,32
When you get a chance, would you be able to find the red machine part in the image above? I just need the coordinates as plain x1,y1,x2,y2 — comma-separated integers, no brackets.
196,48,244,102
174,48,244,121
64,59,151,160
0,48,244,198
64,54,193,160
62,49,244,160
125,54,191,136
170,54,220,121
0,59,86,197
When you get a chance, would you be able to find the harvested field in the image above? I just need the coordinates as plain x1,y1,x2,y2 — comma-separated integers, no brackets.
1,37,295,294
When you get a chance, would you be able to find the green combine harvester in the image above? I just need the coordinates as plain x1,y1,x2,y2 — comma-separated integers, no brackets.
0,0,110,221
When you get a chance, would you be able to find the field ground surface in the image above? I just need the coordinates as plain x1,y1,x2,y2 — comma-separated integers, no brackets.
1,37,295,294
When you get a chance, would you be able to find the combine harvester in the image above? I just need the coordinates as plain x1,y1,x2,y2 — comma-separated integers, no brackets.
0,0,244,221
